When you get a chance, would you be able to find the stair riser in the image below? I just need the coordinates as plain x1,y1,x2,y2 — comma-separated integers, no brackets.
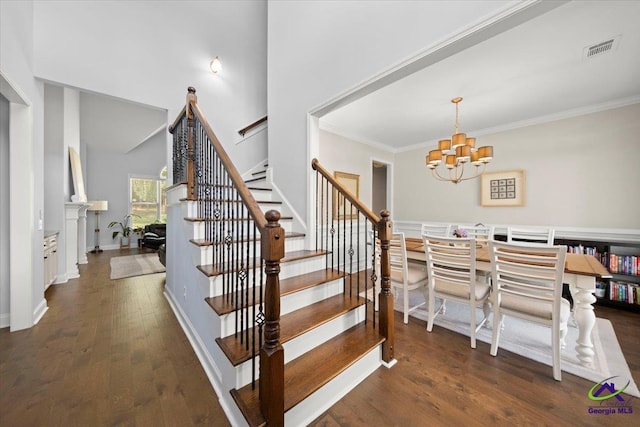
218,278,345,338
182,200,282,218
231,305,367,389
190,237,306,267
207,255,328,297
249,189,273,201
186,218,293,240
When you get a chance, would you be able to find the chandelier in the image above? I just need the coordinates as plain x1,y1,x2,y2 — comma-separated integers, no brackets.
426,97,493,184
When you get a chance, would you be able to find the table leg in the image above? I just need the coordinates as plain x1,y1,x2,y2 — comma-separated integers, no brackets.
570,275,596,366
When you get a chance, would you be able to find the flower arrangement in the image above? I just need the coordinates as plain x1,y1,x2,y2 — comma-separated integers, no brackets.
453,227,468,238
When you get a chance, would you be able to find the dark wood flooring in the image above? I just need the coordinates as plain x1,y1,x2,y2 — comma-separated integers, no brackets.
1,249,639,426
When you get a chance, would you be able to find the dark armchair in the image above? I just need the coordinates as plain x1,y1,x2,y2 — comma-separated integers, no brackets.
141,223,166,250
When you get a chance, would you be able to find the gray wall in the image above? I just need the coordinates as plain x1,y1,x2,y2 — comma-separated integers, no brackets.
0,94,9,325
394,103,640,229
372,164,387,215
85,130,167,250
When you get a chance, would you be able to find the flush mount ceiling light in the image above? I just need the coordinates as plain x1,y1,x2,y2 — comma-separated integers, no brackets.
209,56,222,74
425,97,494,184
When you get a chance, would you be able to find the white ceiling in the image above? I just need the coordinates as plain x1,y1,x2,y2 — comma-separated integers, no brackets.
79,91,167,153
320,1,640,152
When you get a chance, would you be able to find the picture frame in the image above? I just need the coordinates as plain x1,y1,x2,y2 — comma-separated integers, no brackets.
480,170,525,207
333,171,360,220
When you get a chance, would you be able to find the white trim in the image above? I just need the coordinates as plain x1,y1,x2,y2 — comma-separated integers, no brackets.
129,124,166,152
33,298,48,325
54,272,68,284
394,220,640,244
235,120,267,145
271,180,307,234
163,287,245,427
381,358,397,369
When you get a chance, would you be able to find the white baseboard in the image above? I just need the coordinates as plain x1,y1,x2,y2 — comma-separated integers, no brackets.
33,298,48,325
163,287,246,427
54,273,68,284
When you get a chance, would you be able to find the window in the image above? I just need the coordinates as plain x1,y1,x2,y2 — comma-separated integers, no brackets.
130,167,167,229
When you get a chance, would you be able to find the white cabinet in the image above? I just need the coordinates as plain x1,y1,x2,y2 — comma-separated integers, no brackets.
44,233,58,290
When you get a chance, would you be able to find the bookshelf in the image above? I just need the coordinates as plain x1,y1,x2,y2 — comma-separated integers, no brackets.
555,238,640,313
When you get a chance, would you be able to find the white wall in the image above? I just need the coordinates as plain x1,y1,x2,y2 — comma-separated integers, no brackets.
394,103,640,229
33,0,268,175
85,132,167,250
318,129,394,213
0,95,9,327
1,0,46,330
267,0,523,226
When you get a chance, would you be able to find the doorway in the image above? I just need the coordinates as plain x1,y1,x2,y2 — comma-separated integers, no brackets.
371,160,390,216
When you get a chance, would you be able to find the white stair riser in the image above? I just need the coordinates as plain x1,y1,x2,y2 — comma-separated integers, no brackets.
232,305,367,389
206,255,328,298
190,236,306,267
186,218,293,240
219,278,345,337
167,185,188,206
182,200,283,218
249,189,273,201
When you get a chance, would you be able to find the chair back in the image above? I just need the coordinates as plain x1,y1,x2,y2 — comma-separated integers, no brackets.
389,232,410,284
423,234,477,296
489,240,567,317
456,224,495,245
507,226,555,246
421,223,452,238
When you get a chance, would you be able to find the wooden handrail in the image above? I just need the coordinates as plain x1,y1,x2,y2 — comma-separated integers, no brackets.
168,105,187,134
311,158,380,224
238,116,267,137
186,89,268,231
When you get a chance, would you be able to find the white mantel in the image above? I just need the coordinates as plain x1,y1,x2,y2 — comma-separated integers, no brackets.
64,202,90,280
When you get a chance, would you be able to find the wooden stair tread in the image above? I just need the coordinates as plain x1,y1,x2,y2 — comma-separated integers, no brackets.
190,231,305,247
244,176,266,183
205,269,346,315
230,323,385,427
196,250,327,277
216,292,364,366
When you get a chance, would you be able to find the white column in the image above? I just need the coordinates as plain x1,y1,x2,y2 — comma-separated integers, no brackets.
77,204,89,264
64,202,83,279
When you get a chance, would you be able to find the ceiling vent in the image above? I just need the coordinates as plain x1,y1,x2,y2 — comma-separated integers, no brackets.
583,36,620,60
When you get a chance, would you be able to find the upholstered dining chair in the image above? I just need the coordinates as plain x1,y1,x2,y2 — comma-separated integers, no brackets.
387,232,428,324
507,226,555,246
422,234,491,348
421,223,453,238
488,240,570,381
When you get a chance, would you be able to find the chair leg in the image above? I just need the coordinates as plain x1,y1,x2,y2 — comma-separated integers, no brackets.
403,286,409,324
470,304,476,349
552,319,562,381
427,290,435,332
490,311,502,356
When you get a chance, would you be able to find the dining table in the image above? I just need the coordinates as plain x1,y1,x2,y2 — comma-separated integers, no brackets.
403,237,612,367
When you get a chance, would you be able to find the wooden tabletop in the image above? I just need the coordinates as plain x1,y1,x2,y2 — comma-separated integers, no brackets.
404,237,611,279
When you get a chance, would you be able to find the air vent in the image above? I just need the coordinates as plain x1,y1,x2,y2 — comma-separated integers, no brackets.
583,36,620,60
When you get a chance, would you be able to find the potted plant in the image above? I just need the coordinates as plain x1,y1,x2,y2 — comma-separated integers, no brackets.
108,214,139,248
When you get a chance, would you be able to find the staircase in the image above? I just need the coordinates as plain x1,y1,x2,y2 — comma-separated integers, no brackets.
165,87,395,426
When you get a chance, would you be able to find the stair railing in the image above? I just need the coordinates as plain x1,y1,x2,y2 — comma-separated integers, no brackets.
169,87,284,426
311,158,395,364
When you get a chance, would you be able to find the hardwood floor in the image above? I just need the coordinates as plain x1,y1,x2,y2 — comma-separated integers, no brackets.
0,249,230,427
2,250,638,426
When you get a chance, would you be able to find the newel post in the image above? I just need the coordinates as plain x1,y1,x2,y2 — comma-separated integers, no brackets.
185,86,197,200
260,210,285,426
378,210,395,363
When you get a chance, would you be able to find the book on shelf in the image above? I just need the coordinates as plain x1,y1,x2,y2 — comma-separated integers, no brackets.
607,281,640,305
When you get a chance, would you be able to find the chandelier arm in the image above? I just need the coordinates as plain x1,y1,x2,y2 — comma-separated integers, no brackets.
431,168,451,182
459,164,487,182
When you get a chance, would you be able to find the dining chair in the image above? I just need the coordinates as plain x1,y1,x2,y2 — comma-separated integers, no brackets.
422,234,491,348
507,226,555,246
456,223,495,245
421,223,453,238
488,240,570,381
388,232,429,324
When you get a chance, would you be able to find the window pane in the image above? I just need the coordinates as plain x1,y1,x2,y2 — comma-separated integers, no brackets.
131,178,159,228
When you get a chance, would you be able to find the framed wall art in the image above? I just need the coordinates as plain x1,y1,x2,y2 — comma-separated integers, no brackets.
333,171,360,219
480,170,525,207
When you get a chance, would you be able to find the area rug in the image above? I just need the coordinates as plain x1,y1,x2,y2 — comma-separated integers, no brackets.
110,253,166,280
365,288,640,397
